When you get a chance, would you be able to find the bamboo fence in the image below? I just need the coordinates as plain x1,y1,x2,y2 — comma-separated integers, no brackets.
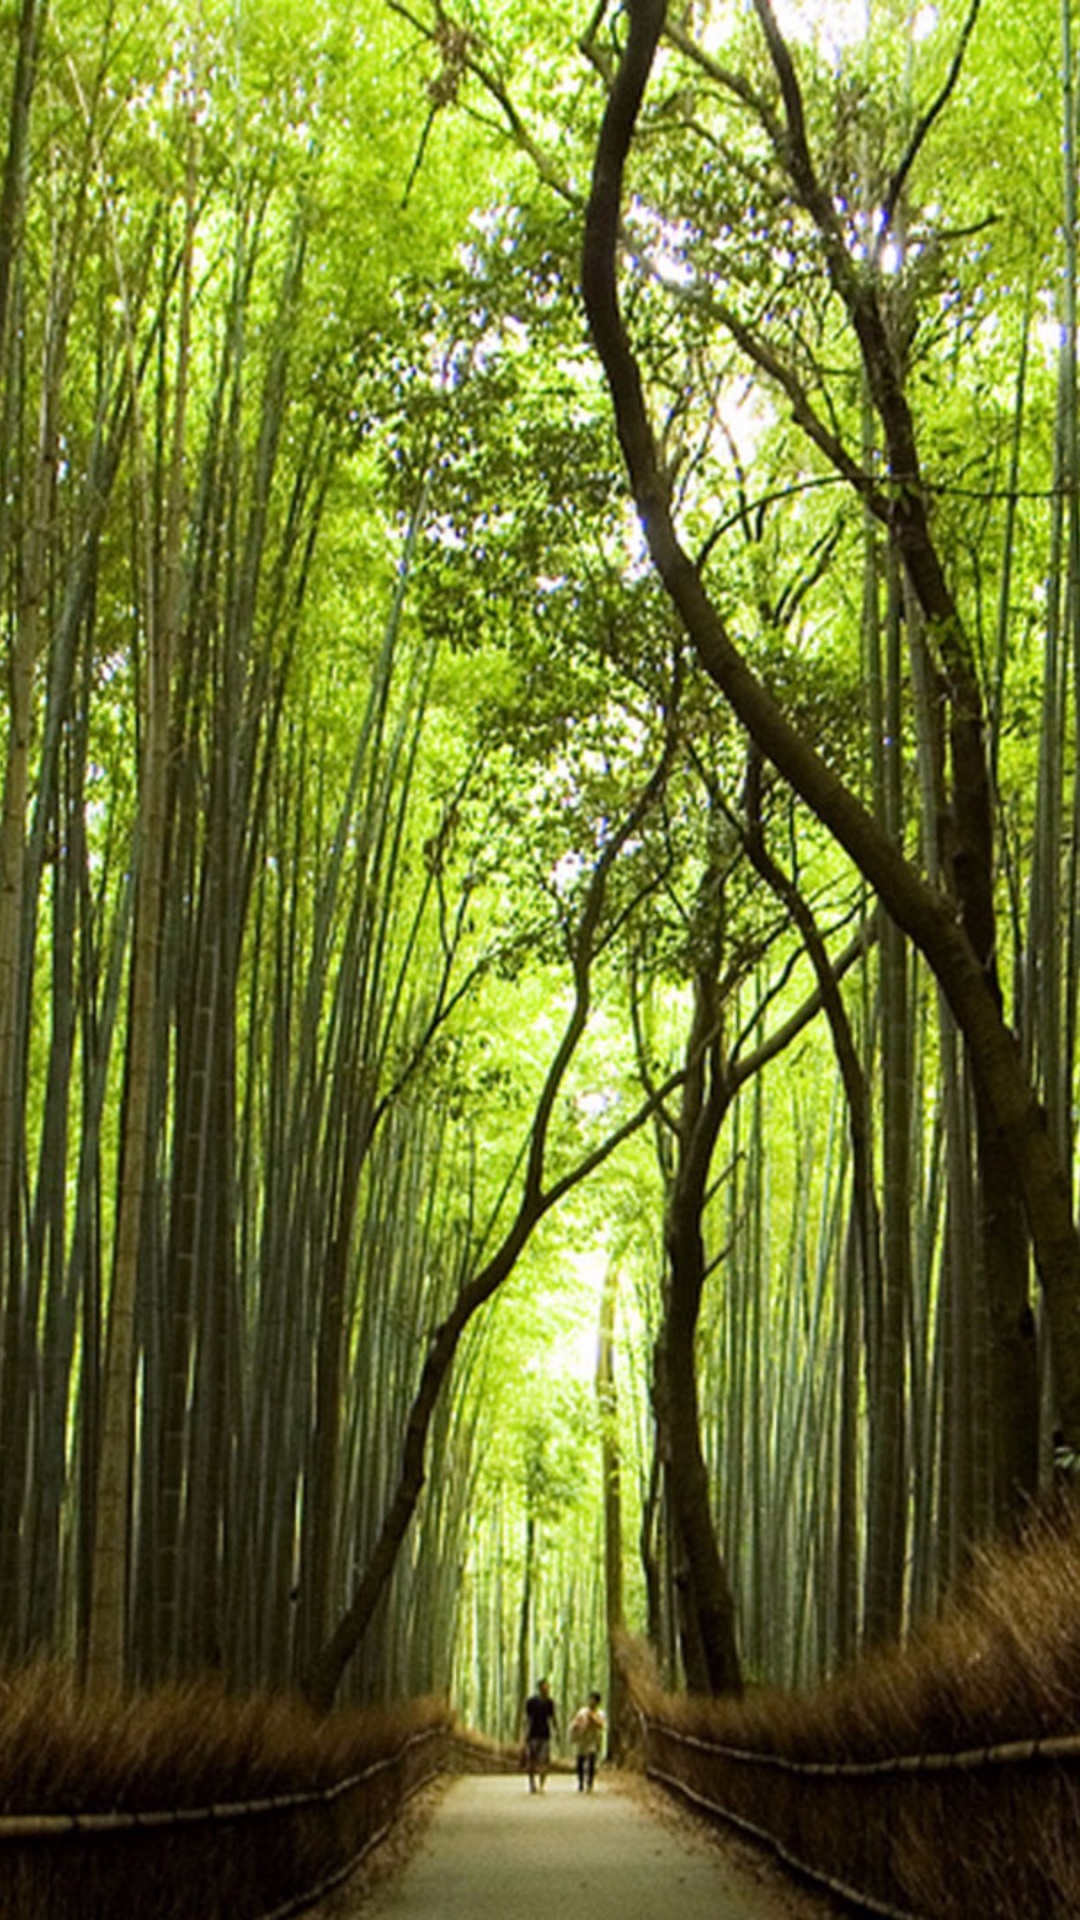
638,1706,1080,1919
0,1719,519,1920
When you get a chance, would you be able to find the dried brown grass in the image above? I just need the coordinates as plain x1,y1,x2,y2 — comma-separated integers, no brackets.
0,1667,446,1815
620,1502,1080,1919
624,1501,1080,1765
0,1676,450,1918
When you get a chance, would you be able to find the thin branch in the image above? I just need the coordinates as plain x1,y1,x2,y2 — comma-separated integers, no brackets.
677,284,890,518
662,15,772,123
628,955,680,1139
877,0,983,253
542,1059,689,1211
727,921,876,1096
750,0,851,262
386,0,581,208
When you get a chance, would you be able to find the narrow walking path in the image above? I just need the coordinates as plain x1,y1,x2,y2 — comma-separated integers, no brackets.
337,1773,839,1920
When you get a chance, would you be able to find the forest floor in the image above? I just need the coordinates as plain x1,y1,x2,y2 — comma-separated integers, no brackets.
310,1768,848,1920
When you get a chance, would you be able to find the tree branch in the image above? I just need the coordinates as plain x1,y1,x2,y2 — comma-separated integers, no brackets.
877,0,983,255
302,740,675,1709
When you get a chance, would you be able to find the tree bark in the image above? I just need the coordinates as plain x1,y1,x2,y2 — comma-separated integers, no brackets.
653,945,743,1696
597,1264,628,1755
85,145,193,1690
85,576,170,1695
0,251,66,1655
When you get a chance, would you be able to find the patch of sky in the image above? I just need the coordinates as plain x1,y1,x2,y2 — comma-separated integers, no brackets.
1035,286,1069,368
771,0,868,55
546,1249,605,1385
699,0,939,65
533,1247,646,1388
427,312,530,395
425,513,469,552
124,43,215,132
550,848,587,897
843,201,931,274
621,501,652,582
689,0,868,58
97,649,130,685
627,197,697,290
574,1088,620,1124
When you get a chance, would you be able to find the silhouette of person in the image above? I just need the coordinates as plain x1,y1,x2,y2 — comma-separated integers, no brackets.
523,1677,558,1792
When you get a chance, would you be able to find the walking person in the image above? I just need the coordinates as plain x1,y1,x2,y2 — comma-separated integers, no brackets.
523,1677,558,1793
569,1690,606,1792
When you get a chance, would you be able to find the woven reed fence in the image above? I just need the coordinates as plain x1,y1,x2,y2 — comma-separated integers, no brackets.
639,1709,1080,1919
0,1718,518,1920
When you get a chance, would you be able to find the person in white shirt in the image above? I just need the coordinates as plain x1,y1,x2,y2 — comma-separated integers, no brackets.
569,1690,606,1792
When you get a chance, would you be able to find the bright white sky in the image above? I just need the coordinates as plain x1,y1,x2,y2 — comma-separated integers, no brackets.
701,0,940,57
531,1249,607,1387
771,0,870,45
779,0,941,49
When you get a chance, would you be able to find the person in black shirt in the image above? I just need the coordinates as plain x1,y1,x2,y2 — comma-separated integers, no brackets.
523,1677,558,1792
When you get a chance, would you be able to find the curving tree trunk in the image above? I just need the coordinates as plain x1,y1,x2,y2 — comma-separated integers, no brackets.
581,0,1080,1458
653,940,742,1696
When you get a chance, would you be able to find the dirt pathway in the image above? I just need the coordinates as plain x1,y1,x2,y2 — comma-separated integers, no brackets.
325,1772,843,1920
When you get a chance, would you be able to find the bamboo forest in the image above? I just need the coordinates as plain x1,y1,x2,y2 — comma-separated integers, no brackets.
4,0,1080,1750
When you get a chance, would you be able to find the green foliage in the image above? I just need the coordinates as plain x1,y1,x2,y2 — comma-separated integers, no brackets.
5,0,1080,1741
